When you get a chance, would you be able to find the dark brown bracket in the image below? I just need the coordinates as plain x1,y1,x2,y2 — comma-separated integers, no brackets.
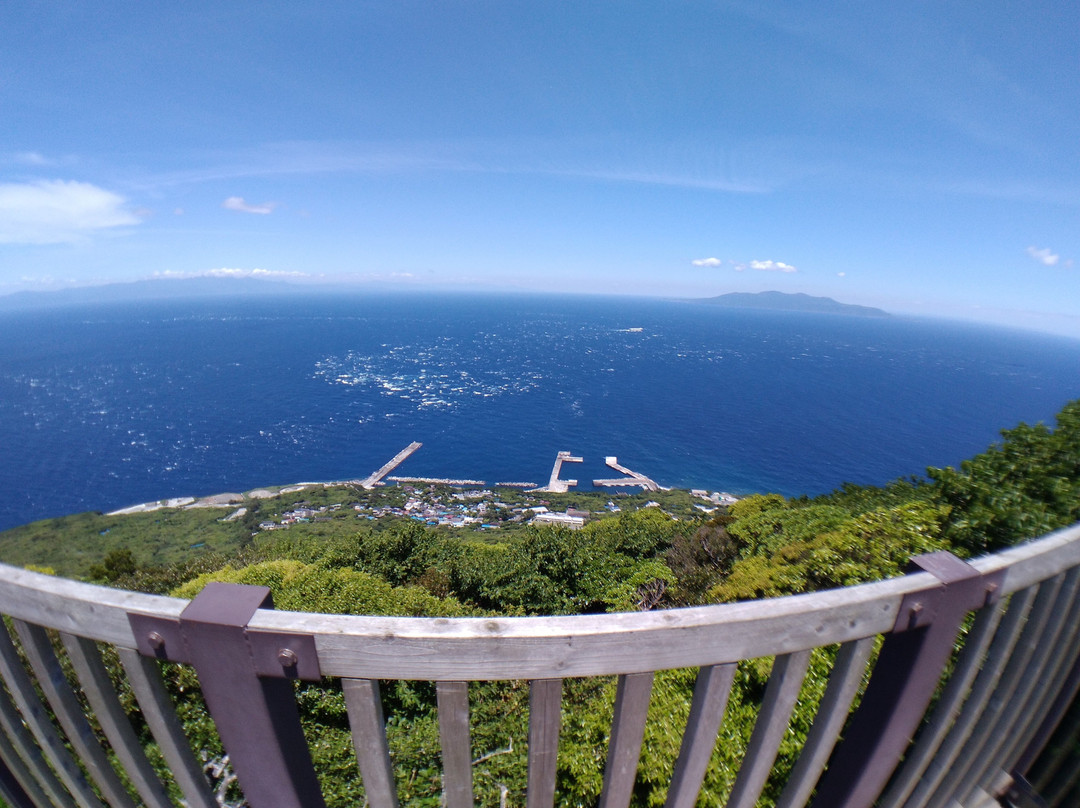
128,582,326,808
892,550,1006,633
128,582,320,681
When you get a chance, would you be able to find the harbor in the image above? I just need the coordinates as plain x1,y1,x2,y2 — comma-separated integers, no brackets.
107,443,746,517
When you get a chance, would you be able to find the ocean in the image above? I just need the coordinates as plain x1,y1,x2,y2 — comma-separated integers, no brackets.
1,291,1078,532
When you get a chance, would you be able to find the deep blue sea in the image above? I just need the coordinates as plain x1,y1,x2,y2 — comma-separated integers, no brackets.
1,292,1078,531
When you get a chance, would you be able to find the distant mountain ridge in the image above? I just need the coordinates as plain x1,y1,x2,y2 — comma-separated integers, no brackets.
696,291,889,317
0,277,300,311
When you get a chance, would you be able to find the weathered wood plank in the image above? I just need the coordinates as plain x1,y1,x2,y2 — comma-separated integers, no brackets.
343,678,399,808
598,672,654,808
12,620,137,808
116,648,218,808
526,678,562,808
0,520,1075,683
776,638,875,808
726,650,812,808
59,634,173,808
876,600,1006,808
436,681,473,808
0,674,70,808
0,567,184,648
0,620,103,808
665,663,737,808
266,588,909,680
971,522,1080,594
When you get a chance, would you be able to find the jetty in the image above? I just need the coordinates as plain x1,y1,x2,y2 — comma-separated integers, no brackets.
534,450,582,493
593,456,660,491
358,441,422,489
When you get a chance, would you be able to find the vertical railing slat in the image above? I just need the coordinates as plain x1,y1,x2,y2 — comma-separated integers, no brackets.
437,681,473,808
343,678,399,808
1019,646,1080,782
12,620,136,808
0,621,103,808
526,678,562,808
1036,710,1080,806
664,663,737,808
902,586,1035,808
0,674,71,808
598,671,654,808
952,569,1080,805
59,634,173,808
776,638,875,808
726,651,812,808
1000,569,1080,772
876,599,1006,808
116,648,218,808
925,577,1061,808
0,753,36,808
0,707,56,808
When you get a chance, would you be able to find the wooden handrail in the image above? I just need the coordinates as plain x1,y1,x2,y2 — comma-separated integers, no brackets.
0,522,1077,807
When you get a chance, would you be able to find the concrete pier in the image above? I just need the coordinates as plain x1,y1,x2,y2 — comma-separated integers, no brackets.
359,442,423,489
593,456,660,491
534,450,582,493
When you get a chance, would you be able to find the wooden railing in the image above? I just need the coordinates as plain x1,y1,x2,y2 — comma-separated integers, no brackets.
0,522,1078,808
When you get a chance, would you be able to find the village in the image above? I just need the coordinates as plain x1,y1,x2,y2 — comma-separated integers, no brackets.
257,481,739,534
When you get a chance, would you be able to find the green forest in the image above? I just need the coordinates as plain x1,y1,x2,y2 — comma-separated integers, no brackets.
2,400,1079,807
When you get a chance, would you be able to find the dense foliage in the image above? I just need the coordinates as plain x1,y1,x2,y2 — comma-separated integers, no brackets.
2,400,1079,806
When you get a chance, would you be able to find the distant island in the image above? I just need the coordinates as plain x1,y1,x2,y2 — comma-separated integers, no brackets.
695,291,890,317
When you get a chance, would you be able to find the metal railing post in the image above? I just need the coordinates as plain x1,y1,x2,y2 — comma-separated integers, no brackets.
129,582,326,808
809,551,1003,808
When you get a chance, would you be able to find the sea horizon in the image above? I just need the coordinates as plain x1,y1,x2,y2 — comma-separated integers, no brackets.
1,290,1078,532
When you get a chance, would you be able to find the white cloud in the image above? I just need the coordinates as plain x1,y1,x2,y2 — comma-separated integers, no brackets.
222,196,277,214
1026,246,1060,266
696,256,799,272
0,180,140,244
748,259,797,272
154,268,308,280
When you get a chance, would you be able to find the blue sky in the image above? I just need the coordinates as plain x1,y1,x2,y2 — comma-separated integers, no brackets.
2,2,1079,334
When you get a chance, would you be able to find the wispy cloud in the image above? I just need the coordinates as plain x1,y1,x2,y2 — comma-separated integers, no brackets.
691,257,724,267
222,196,277,215
13,151,52,166
0,180,140,244
129,138,785,197
154,268,308,279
